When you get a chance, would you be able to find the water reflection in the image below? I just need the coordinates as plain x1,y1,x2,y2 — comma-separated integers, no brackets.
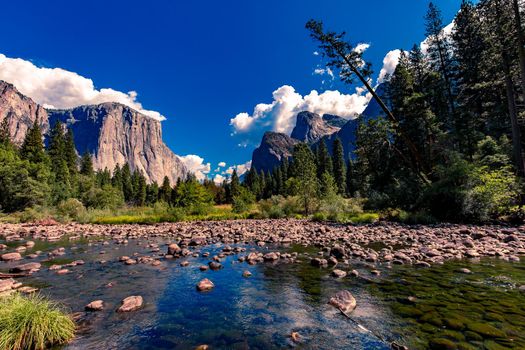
1,235,523,349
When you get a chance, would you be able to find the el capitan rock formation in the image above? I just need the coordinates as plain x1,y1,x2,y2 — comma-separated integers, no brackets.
0,80,187,184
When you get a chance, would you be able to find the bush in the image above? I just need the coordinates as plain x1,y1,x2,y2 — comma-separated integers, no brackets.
462,165,520,222
82,185,124,209
349,213,379,224
386,209,437,224
0,293,75,350
232,187,255,214
17,206,55,223
57,198,85,221
258,195,302,219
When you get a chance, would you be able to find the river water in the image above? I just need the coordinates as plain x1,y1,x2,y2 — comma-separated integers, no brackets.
1,235,524,350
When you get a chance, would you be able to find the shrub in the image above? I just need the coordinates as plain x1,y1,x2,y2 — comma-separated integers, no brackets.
17,206,56,223
82,185,124,209
350,212,379,224
57,198,86,221
0,293,75,350
312,212,327,222
462,165,520,222
232,187,255,214
258,195,302,219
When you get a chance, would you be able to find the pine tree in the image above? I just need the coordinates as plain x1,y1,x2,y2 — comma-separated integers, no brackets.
134,171,147,206
146,182,159,205
452,0,486,157
121,163,134,203
112,164,123,191
230,169,241,199
20,118,47,164
0,118,12,148
159,176,172,203
80,152,95,177
425,2,457,132
332,138,347,195
64,128,78,175
346,158,358,197
291,143,318,214
316,139,333,178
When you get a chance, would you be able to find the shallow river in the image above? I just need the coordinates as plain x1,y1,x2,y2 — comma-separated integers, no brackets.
1,235,524,350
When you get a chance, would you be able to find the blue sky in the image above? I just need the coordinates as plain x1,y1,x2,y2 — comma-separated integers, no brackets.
0,0,463,181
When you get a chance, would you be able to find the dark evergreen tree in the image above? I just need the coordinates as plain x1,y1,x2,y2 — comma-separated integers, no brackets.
159,176,172,203
20,119,47,164
80,152,95,177
121,163,134,203
332,138,347,195
64,128,78,175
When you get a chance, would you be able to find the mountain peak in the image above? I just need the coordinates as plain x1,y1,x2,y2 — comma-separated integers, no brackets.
290,111,342,143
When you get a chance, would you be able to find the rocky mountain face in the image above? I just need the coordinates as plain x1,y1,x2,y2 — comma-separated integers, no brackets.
251,83,388,171
0,80,187,184
0,81,49,145
48,103,187,184
290,111,343,144
251,132,299,172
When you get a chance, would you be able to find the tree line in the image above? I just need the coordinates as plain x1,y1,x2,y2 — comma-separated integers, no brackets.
300,0,524,222
0,118,232,213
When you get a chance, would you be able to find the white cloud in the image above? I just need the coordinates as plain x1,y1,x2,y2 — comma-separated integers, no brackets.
377,49,402,84
313,67,334,80
354,43,370,54
218,162,226,167
0,53,166,121
378,21,455,84
230,85,370,136
213,174,226,184
225,160,252,177
177,154,211,181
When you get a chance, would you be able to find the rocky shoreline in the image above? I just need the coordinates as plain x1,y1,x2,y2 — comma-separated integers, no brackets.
1,219,524,268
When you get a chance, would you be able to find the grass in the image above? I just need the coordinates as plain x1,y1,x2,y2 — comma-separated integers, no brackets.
85,204,252,224
0,293,75,350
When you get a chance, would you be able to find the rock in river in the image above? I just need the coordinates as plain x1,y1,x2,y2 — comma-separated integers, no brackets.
117,296,143,312
196,278,214,292
331,269,347,278
329,290,357,314
9,262,41,273
1,252,22,261
85,300,104,311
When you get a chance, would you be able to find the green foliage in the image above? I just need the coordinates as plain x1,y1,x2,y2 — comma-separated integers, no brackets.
0,146,50,212
232,186,255,213
0,293,75,350
462,165,520,222
258,195,303,219
173,176,213,210
82,185,124,210
291,143,318,214
56,198,86,221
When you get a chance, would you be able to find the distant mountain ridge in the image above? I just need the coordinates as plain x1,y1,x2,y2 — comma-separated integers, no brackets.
0,80,187,184
251,84,388,172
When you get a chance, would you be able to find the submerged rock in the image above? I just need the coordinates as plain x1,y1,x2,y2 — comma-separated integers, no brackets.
331,269,347,278
117,296,143,312
329,290,356,314
9,262,41,273
85,300,104,311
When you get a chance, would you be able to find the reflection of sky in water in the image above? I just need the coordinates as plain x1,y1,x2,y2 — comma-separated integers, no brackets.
132,245,391,349
6,235,523,350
